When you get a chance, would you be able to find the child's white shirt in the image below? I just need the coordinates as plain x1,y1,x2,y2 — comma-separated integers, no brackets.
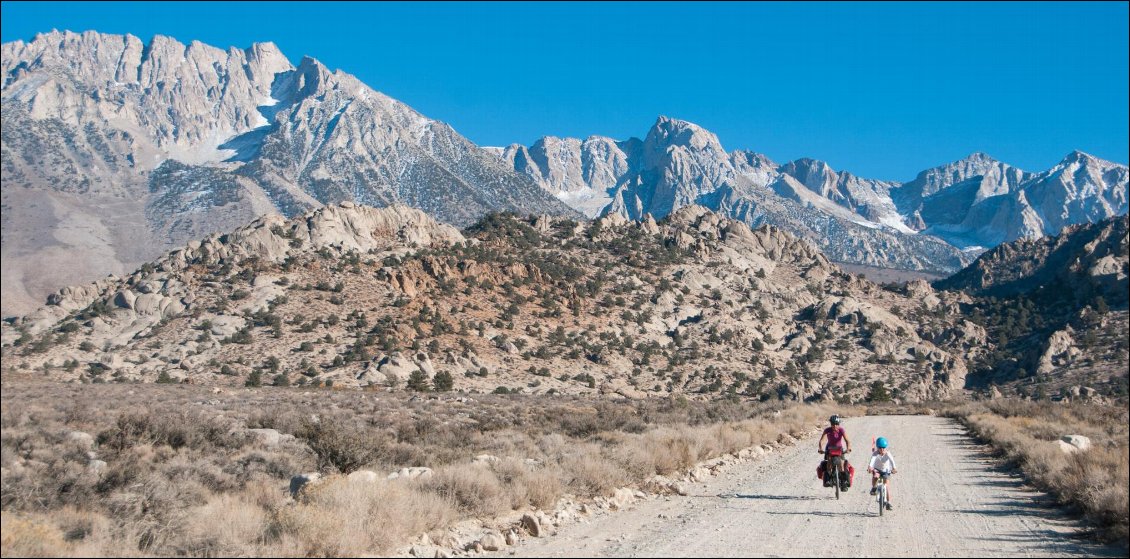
869,451,896,473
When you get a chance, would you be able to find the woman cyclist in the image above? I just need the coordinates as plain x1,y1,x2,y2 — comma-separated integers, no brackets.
817,415,853,486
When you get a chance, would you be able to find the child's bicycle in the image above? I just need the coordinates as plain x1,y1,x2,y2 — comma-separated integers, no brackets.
875,470,893,516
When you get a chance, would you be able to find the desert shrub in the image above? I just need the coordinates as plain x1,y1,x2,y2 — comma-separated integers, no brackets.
175,493,270,557
474,458,561,510
296,420,378,474
560,445,630,496
406,370,431,392
97,412,242,454
1,512,70,557
420,464,508,517
276,476,455,557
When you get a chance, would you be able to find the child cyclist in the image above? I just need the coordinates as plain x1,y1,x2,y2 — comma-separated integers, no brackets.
868,437,897,510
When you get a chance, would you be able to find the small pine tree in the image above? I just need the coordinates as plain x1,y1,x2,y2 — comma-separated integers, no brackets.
866,381,891,402
1094,296,1109,315
155,371,175,384
433,370,454,392
245,370,262,387
272,373,290,387
407,370,431,392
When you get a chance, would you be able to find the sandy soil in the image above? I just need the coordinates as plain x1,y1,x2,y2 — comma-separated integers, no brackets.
500,415,1123,558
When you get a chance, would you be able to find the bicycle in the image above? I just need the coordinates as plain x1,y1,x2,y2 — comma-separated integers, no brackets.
818,448,850,499
874,470,893,516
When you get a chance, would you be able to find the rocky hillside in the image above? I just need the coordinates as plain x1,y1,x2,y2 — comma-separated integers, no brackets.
493,119,1127,274
1,30,576,316
1,204,986,403
937,215,1128,300
935,216,1129,399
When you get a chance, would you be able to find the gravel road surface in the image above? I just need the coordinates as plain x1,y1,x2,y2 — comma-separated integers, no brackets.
502,415,1122,558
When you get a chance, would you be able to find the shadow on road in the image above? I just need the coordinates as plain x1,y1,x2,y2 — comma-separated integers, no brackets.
966,530,1127,558
722,493,822,501
762,510,875,519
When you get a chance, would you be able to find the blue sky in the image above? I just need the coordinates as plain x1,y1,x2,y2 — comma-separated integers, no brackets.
2,1,1127,180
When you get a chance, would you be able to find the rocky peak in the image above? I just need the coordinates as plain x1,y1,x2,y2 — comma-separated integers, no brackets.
780,158,839,197
147,203,466,279
21,203,464,327
293,56,339,97
244,41,290,69
1059,150,1095,165
1016,151,1128,238
1047,150,1123,177
644,116,725,154
525,136,585,188
895,152,1031,209
491,134,639,218
730,150,779,187
730,150,776,169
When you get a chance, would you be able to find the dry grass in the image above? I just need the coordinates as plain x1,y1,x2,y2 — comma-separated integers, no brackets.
1,512,70,557
276,477,457,556
945,399,1129,544
0,381,835,557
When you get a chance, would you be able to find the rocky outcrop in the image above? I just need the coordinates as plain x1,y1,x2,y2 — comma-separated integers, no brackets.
1037,328,1080,374
5,203,464,340
936,215,1129,301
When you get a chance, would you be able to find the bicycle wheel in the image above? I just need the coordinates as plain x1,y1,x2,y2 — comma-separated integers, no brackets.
832,457,841,499
878,482,885,516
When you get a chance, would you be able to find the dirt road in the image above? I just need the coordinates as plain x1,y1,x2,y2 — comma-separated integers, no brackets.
502,416,1122,557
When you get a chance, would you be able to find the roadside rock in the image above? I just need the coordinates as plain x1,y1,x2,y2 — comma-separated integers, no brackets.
1061,435,1091,451
289,472,321,497
87,459,107,476
520,513,543,537
348,470,380,483
388,467,433,481
478,531,506,551
246,428,281,447
1056,441,1081,455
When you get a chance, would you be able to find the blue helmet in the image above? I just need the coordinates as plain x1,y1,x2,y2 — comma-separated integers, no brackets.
876,437,889,449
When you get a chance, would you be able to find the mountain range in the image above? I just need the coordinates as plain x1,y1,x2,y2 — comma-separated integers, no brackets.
491,121,1127,260
2,30,1127,317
